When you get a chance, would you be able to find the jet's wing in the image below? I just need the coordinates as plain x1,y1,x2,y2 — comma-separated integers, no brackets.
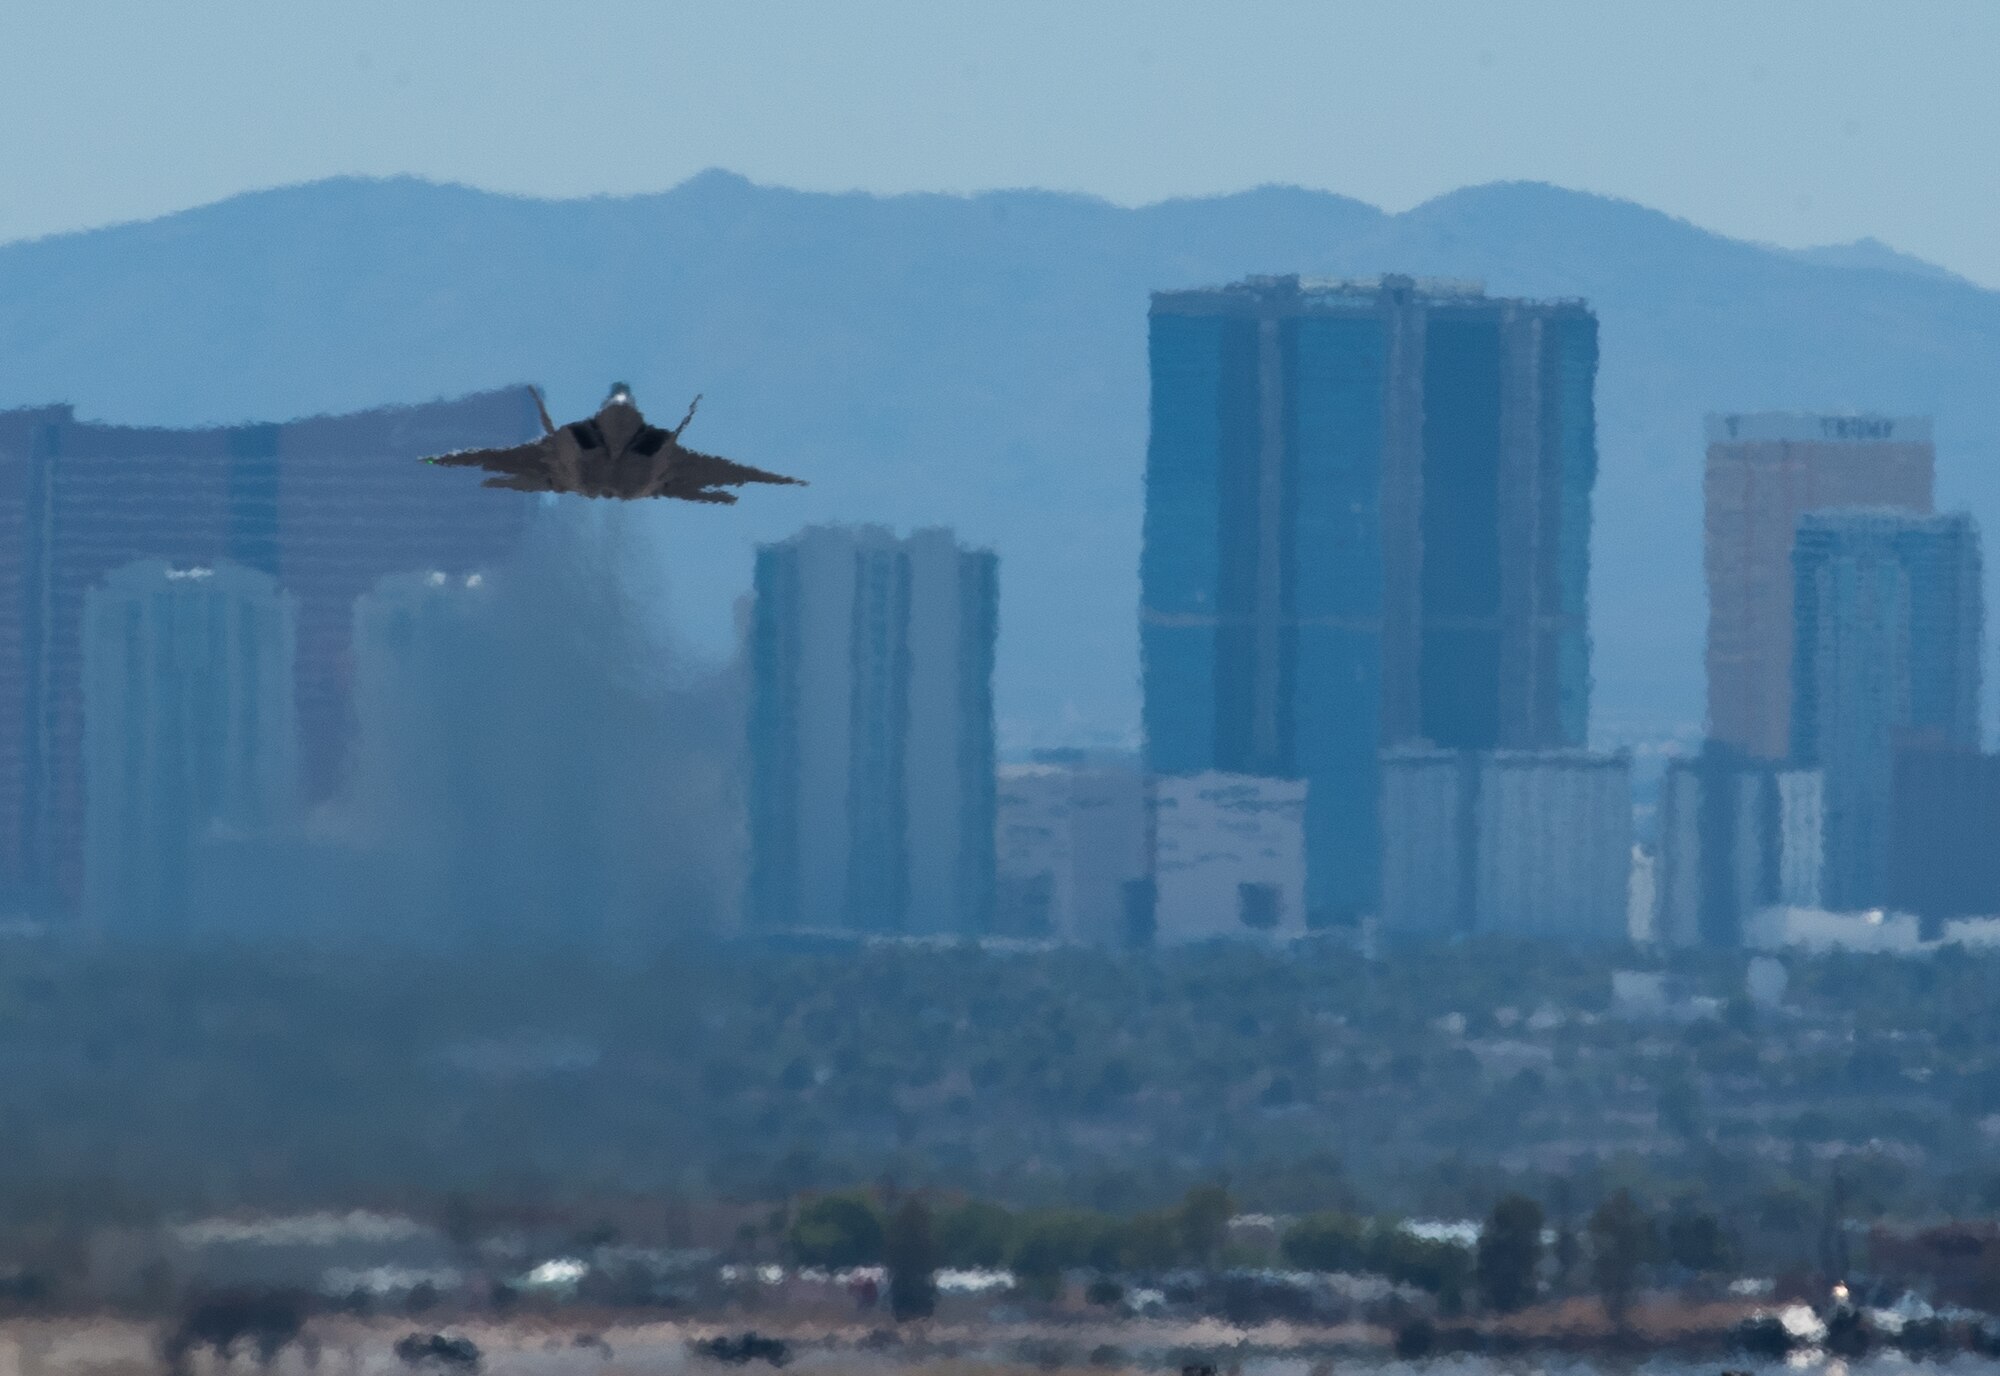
673,446,806,489
422,438,552,478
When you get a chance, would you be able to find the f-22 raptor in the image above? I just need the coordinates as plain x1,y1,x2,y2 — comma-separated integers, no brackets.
423,383,805,504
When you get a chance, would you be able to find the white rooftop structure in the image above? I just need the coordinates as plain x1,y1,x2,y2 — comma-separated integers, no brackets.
1744,905,1925,954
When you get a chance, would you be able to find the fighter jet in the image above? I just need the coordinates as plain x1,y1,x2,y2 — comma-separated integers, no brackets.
422,382,805,504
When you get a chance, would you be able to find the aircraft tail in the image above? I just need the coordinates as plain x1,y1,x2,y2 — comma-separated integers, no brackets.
528,386,557,436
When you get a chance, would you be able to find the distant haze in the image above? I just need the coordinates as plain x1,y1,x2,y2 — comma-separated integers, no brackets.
4,173,2000,748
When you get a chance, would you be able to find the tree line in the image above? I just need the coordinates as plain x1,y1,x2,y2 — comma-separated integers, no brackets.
770,1183,1738,1324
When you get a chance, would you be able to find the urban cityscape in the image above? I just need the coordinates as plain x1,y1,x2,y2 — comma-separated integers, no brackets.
5,275,1993,963
8,4,2000,1373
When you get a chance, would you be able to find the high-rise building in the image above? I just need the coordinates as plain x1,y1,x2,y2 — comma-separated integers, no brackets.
1889,740,2000,924
1142,274,1597,923
1792,510,1981,909
749,525,998,935
0,406,65,904
1705,413,1933,761
80,560,298,933
1379,749,1631,943
1654,748,1824,948
0,388,538,910
348,570,494,848
337,568,497,941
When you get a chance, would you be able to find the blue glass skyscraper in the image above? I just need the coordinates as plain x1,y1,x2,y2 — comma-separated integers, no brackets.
1792,509,1982,910
1141,275,1598,924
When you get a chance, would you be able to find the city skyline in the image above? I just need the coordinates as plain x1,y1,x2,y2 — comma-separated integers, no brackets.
9,327,1985,947
0,251,1990,951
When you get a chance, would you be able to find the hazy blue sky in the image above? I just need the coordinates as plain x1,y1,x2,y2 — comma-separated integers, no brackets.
8,1,1998,284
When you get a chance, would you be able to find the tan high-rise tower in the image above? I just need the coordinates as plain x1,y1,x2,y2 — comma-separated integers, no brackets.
1704,413,1933,760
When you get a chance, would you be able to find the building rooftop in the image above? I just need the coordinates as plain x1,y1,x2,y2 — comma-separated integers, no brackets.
1381,746,1631,765
1706,412,1932,444
1152,272,1590,314
1795,506,1975,535
760,522,990,555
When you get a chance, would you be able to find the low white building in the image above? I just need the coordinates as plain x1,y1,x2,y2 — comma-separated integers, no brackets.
1746,955,1789,1007
1942,917,2000,947
1611,970,1671,1018
1744,906,1925,954
1628,845,1657,943
994,753,1148,944
1150,773,1307,944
